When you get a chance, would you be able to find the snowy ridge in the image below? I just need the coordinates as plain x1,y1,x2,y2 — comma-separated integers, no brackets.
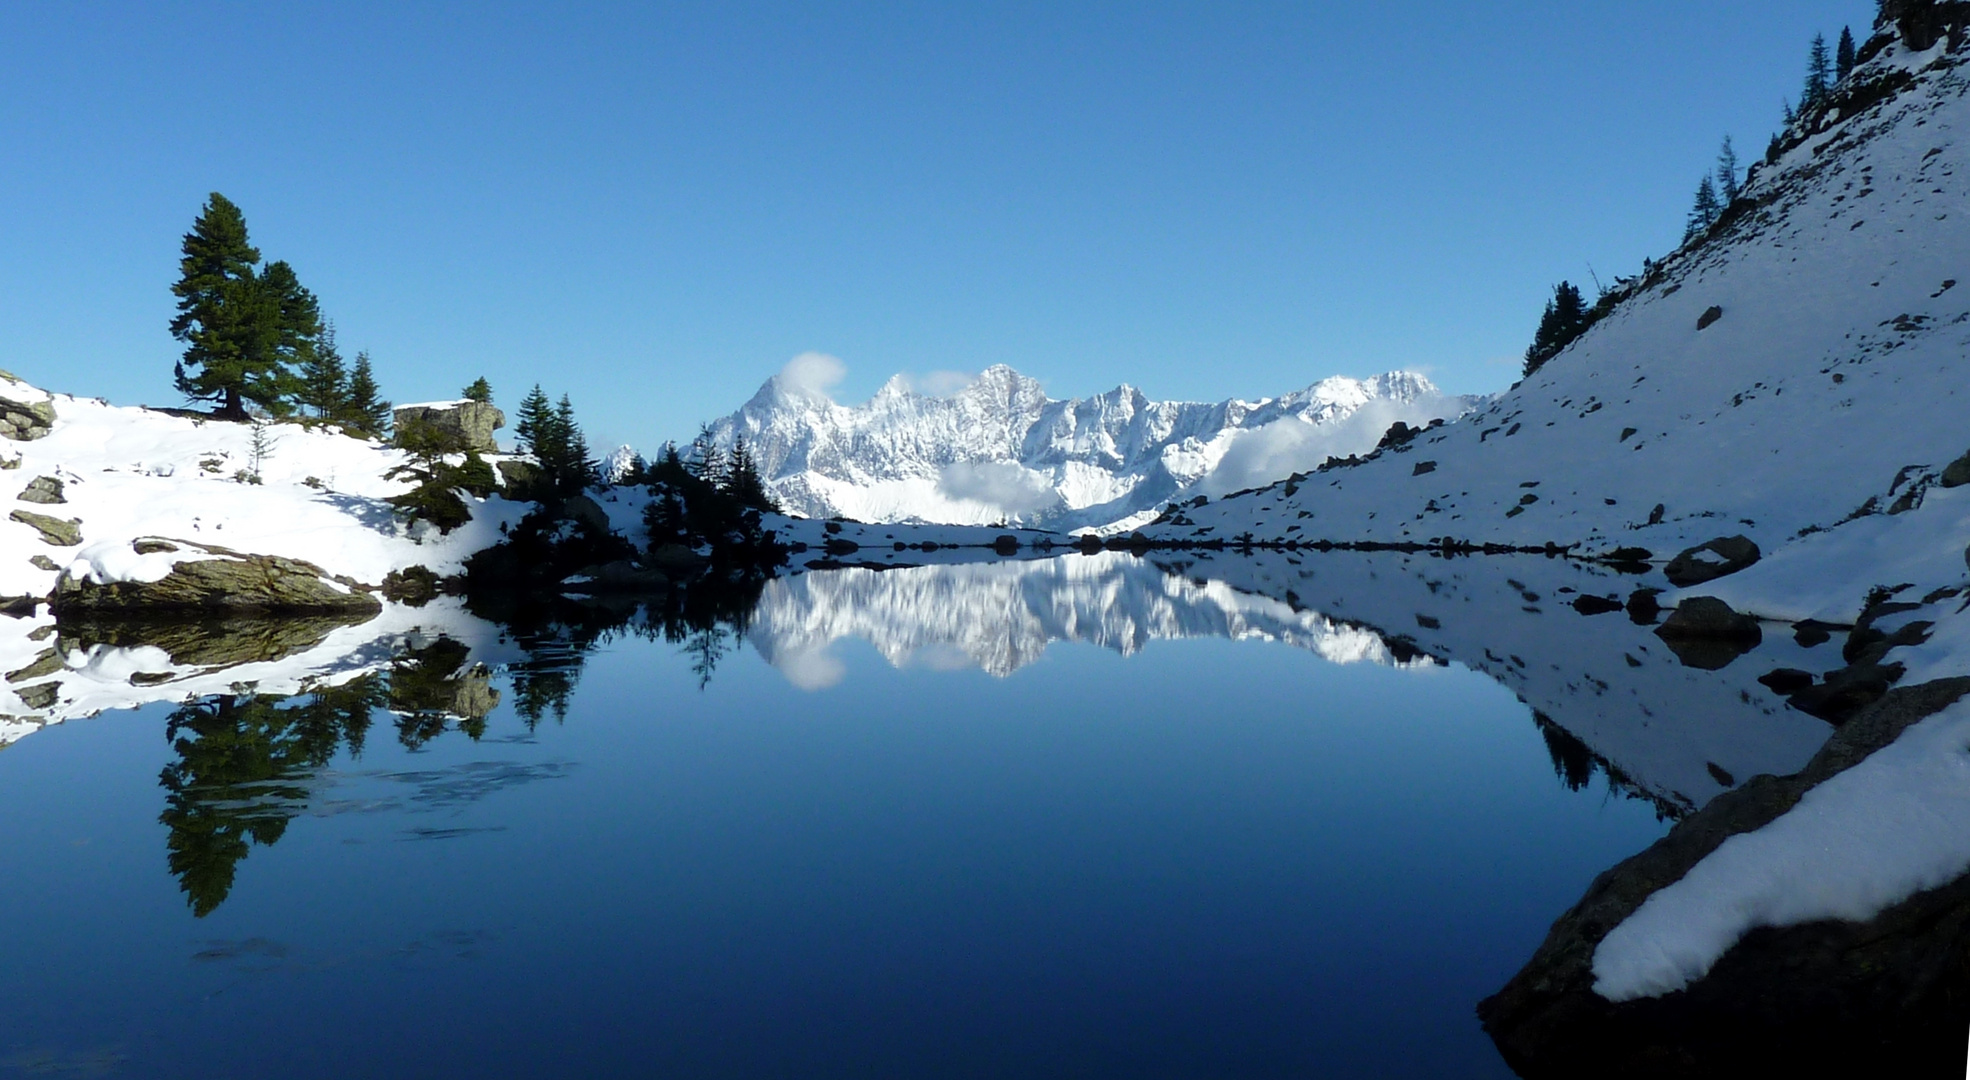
706,365,1476,531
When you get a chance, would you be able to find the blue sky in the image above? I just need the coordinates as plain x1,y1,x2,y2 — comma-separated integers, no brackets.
0,2,1872,451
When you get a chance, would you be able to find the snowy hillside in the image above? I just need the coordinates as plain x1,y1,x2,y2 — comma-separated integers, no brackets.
1144,33,1970,583
705,364,1476,532
0,375,523,607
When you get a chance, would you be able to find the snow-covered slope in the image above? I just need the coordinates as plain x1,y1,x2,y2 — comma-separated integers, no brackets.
0,376,524,605
705,365,1477,532
1146,34,1970,576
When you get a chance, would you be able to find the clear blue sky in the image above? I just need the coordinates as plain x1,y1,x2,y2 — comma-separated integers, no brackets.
0,1,1873,451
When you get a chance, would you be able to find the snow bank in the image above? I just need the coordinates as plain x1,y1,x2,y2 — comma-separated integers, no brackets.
1593,697,1970,1001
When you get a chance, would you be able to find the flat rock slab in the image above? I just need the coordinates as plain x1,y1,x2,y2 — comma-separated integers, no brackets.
10,509,81,546
53,539,380,617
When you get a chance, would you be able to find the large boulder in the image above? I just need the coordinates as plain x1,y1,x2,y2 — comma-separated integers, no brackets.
52,539,381,617
392,400,505,453
1663,535,1761,587
1654,596,1763,670
1940,448,1970,489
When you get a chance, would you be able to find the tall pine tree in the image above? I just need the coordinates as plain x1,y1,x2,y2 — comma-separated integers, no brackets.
552,395,597,495
1836,27,1857,80
170,194,273,419
1685,175,1722,242
515,385,553,457
1802,33,1833,115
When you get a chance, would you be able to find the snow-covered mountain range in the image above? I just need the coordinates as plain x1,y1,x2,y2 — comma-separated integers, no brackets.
700,365,1477,532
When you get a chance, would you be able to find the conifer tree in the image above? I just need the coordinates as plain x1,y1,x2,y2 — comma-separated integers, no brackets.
1685,175,1722,242
341,351,392,438
462,377,493,404
725,436,778,512
1802,33,1833,115
688,425,728,488
1523,282,1588,378
297,321,350,420
1715,136,1741,204
553,395,597,495
169,193,278,420
515,385,552,455
1837,27,1857,81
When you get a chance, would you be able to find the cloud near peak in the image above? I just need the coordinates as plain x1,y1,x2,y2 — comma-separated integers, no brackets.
779,352,848,399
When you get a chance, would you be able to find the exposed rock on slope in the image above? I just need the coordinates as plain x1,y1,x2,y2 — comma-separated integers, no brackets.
708,366,1477,531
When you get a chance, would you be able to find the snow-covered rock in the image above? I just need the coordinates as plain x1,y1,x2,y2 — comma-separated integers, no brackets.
706,366,1477,532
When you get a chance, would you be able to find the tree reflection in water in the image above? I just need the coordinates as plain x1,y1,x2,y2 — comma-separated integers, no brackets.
153,573,771,916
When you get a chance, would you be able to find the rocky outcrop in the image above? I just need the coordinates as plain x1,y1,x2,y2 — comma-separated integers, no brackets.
1480,677,1970,1078
16,476,64,504
10,509,81,546
1941,448,1970,488
0,385,54,441
1662,536,1760,587
51,540,381,617
392,401,505,453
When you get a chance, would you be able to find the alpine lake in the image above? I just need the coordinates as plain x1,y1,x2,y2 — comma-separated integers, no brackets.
0,548,1889,1077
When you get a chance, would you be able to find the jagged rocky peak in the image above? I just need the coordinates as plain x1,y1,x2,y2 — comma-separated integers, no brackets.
700,363,1480,531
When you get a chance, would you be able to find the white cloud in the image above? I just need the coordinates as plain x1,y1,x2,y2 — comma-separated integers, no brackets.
936,461,1063,518
778,352,848,399
1203,400,1427,496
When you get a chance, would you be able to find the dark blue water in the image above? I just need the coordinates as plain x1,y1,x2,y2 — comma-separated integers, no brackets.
0,568,1673,1078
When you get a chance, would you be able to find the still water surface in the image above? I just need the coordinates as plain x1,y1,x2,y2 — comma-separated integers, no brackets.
0,556,1692,1078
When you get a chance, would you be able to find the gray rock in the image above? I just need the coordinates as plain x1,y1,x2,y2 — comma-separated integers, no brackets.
16,476,64,505
1656,596,1763,669
0,391,55,441
1657,595,1762,640
51,539,382,616
10,509,81,546
560,494,611,534
392,401,505,453
1940,449,1970,489
6,647,62,684
1663,535,1761,587
28,555,58,572
495,459,539,490
1479,677,1970,1076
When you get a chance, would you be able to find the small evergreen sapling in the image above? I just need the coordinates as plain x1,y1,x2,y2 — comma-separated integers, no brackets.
385,416,498,533
341,352,392,439
298,321,350,421
462,377,493,404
